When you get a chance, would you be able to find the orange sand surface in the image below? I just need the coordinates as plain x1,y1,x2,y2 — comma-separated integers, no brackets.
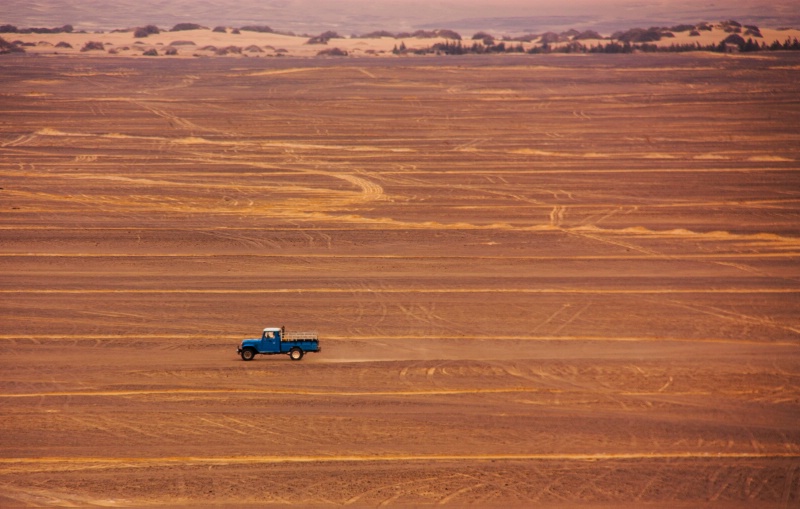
1,53,799,507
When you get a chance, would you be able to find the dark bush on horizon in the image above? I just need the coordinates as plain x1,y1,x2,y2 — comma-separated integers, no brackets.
721,20,742,33
436,29,461,40
472,31,494,44
772,37,800,50
574,30,603,40
80,41,105,52
432,41,466,54
212,26,227,33
358,30,395,38
240,25,273,33
410,30,435,38
306,31,342,44
134,25,160,38
410,29,461,40
510,33,538,42
1,24,73,34
612,27,664,43
744,26,762,38
317,47,348,56
216,46,242,55
0,36,25,53
539,32,564,44
171,23,205,31
723,33,746,46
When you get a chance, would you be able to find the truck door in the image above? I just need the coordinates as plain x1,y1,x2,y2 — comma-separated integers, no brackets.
262,331,279,353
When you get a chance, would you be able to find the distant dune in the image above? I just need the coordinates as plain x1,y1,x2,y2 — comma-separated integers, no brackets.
2,20,799,58
3,0,800,35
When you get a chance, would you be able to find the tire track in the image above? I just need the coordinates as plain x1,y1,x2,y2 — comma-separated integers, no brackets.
665,299,800,335
531,304,572,333
2,288,795,295
552,302,593,334
549,205,566,226
3,386,797,400
344,474,453,506
1,133,38,147
0,485,131,507
2,253,798,260
0,452,797,473
0,388,556,399
131,100,225,134
1,334,796,346
438,482,486,505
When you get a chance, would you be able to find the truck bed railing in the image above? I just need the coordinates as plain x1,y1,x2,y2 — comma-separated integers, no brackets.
282,331,318,342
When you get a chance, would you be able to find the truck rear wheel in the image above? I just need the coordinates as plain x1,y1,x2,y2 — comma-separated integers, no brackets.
241,348,256,361
289,348,304,361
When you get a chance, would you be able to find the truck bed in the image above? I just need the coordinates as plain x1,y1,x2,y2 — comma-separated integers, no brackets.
282,331,318,341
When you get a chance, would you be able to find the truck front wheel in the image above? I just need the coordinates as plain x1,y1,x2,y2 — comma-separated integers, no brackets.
241,348,257,361
289,348,304,361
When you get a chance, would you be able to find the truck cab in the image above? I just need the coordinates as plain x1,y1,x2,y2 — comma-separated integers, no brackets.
237,326,320,361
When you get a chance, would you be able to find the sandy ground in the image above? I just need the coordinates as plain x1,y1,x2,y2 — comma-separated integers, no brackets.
5,23,800,58
1,53,799,507
5,28,445,58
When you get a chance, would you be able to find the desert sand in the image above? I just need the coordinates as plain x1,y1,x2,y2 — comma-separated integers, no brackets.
5,23,800,58
1,52,799,507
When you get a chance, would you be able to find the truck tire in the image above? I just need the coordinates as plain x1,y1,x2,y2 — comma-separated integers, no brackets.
289,348,304,361
241,348,257,361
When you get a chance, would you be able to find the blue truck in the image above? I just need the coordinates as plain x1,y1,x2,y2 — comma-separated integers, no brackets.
237,326,320,361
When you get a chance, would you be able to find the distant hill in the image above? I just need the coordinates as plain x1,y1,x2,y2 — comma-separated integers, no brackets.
2,0,799,35
3,19,799,58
